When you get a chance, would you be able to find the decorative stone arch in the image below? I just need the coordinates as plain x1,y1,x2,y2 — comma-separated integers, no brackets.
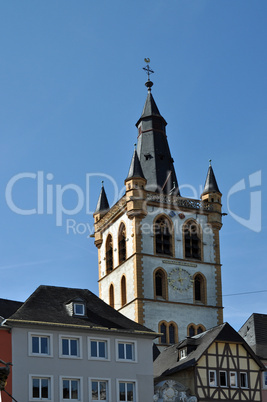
187,323,206,337
193,272,207,304
105,233,114,274
153,267,168,300
121,275,127,307
183,219,202,261
109,283,115,308
196,324,206,334
118,222,127,265
153,214,174,257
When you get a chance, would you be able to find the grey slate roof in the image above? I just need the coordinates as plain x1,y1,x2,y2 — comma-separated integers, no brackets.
6,285,155,336
0,298,23,320
202,164,221,195
94,184,109,214
135,88,180,195
126,149,145,180
154,322,264,380
239,313,267,359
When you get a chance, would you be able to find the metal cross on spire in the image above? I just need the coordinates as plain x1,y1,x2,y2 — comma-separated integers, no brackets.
143,58,154,90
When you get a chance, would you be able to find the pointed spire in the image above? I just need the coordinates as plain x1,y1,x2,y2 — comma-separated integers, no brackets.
202,161,221,195
126,146,145,180
95,182,109,214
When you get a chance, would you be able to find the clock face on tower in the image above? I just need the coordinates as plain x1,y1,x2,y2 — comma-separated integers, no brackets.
168,267,194,292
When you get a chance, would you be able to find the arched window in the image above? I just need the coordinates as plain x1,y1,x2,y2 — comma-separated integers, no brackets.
109,284,114,308
121,276,127,307
194,273,206,304
106,234,113,273
184,221,201,260
197,326,204,334
118,223,126,264
189,325,195,337
159,321,178,345
154,216,172,256
169,324,175,344
160,323,167,344
154,269,167,300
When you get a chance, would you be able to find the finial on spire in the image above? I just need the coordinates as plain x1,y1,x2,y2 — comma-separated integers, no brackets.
101,180,104,187
143,58,154,91
134,143,137,149
209,159,212,166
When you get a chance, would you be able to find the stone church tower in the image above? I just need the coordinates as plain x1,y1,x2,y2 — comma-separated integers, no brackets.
93,73,223,346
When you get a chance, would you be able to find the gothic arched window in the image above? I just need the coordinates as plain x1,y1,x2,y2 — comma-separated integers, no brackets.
189,325,195,337
194,273,206,304
169,324,175,344
106,234,113,273
121,275,127,307
159,321,178,345
109,284,114,309
118,223,126,264
160,323,167,344
154,269,167,300
154,216,173,256
184,221,201,260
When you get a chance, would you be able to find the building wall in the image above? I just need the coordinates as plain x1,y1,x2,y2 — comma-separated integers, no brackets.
11,325,154,402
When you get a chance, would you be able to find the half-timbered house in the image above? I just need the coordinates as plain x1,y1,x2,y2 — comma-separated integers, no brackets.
154,322,265,402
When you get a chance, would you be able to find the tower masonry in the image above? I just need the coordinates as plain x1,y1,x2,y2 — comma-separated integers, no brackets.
93,74,224,347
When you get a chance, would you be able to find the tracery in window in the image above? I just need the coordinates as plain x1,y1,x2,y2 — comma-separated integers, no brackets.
154,216,173,256
118,223,126,264
106,235,113,273
184,221,201,260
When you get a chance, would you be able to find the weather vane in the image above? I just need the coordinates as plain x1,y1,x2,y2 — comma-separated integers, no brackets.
143,58,154,81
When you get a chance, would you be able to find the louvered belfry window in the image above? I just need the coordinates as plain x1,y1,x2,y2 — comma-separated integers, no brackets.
155,217,172,256
118,224,126,264
184,222,201,260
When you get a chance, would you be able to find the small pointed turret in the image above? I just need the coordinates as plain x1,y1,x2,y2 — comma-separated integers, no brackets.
94,182,109,214
202,161,221,196
126,147,145,180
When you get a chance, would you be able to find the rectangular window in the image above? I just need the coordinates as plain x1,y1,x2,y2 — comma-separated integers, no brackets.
29,333,52,357
74,303,85,316
30,376,52,400
59,336,81,358
90,380,108,401
118,381,135,402
116,340,136,362
62,378,81,400
263,371,267,389
89,339,108,360
209,370,217,387
230,372,237,387
219,371,227,387
180,349,187,359
240,372,248,388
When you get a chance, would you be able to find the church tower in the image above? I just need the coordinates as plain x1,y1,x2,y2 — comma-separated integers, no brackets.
93,66,223,346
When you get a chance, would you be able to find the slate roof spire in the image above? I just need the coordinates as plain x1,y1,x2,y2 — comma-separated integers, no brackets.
126,145,145,180
134,66,180,195
94,182,109,214
202,161,221,195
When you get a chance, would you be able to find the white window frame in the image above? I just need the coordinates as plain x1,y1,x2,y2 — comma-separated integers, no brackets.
60,376,82,401
29,374,53,401
180,349,187,359
88,337,110,361
219,371,227,387
263,370,267,389
73,303,85,316
116,339,137,363
117,379,137,402
59,335,82,359
230,371,238,388
240,372,248,388
209,370,217,387
88,377,110,402
28,332,53,357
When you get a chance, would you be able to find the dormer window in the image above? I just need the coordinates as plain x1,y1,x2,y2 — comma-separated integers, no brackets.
73,303,85,316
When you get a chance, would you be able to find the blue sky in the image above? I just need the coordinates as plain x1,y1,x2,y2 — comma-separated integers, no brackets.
0,0,266,331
